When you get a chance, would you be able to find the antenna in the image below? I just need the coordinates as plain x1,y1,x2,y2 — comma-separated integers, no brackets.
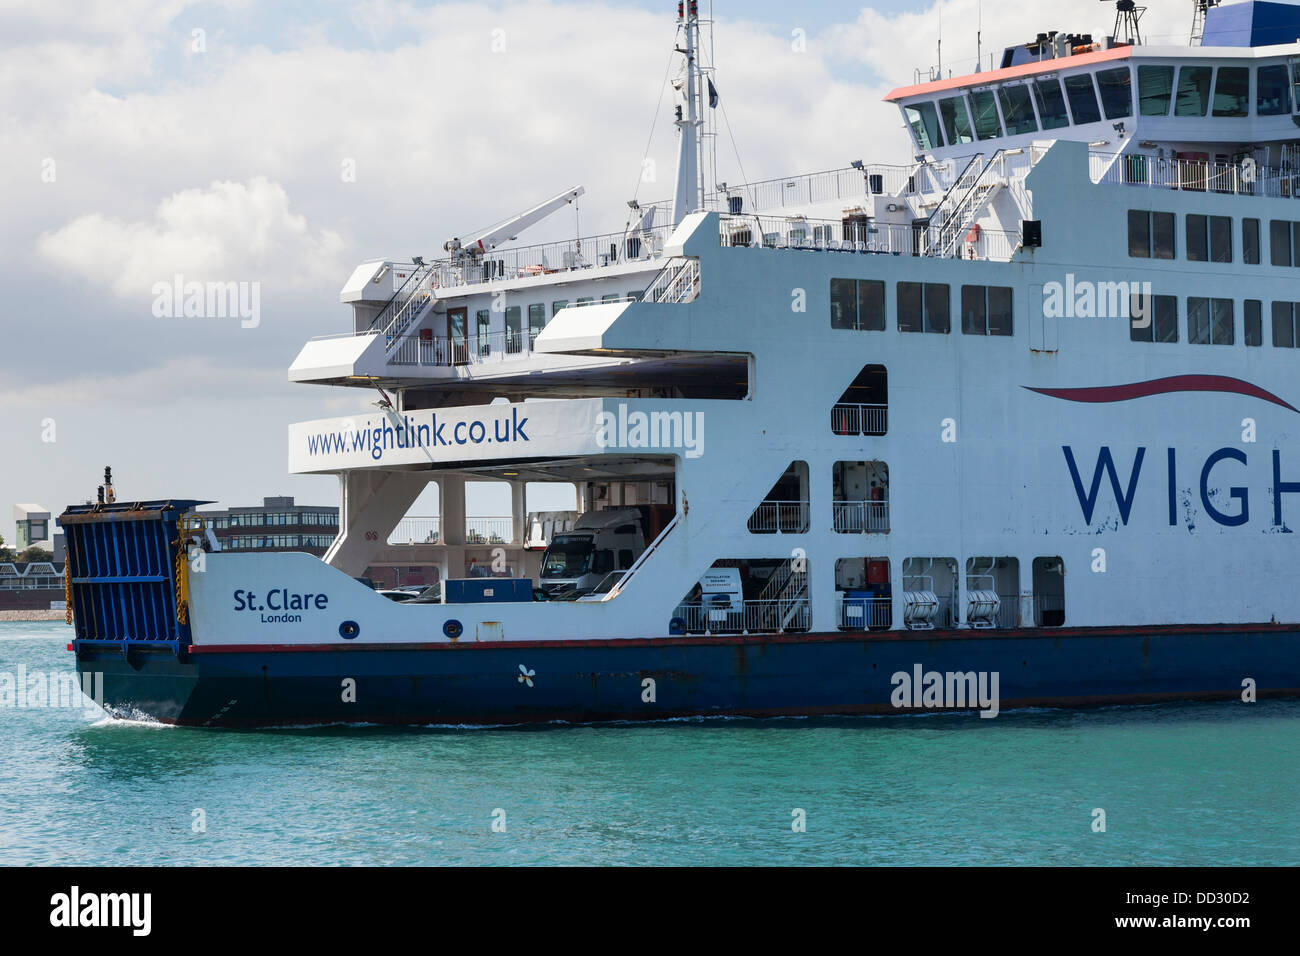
1102,0,1147,46
1190,0,1220,46
976,0,982,73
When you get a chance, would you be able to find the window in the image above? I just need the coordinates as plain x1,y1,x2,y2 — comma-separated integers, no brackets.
1188,297,1234,345
475,309,490,356
1186,214,1232,262
1258,64,1291,115
1138,65,1174,116
1128,210,1175,259
1244,218,1261,264
898,282,950,334
1270,219,1300,266
1031,78,1069,130
1175,66,1212,116
1213,67,1250,117
1130,293,1178,343
505,305,523,352
576,296,594,306
528,303,546,338
1064,73,1101,124
601,294,620,303
1245,300,1263,346
1097,67,1134,119
969,89,1003,140
997,84,1038,135
552,300,569,315
905,102,944,149
626,290,643,302
939,96,974,144
961,285,1013,336
831,279,886,331
1272,302,1300,348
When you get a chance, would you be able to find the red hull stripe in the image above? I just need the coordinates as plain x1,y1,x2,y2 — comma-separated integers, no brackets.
1024,375,1299,413
187,621,1300,655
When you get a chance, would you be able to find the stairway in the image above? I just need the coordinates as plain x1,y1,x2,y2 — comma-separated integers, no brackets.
927,150,1008,259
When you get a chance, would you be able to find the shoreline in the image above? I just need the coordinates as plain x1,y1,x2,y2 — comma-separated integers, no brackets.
0,610,70,623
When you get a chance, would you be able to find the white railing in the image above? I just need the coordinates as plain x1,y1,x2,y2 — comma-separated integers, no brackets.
747,500,810,534
671,598,811,635
388,517,442,546
466,517,513,544
607,512,679,599
389,329,541,367
642,257,700,304
1090,151,1300,199
832,500,890,534
835,594,893,630
719,214,1020,262
831,403,888,436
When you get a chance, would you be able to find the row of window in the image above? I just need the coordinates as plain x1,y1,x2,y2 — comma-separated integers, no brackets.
224,535,337,550
462,293,643,351
831,279,1014,336
906,61,1298,151
210,512,339,528
1127,209,1300,267
1129,294,1300,348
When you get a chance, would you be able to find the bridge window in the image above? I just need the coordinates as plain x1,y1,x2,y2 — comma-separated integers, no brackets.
898,282,950,334
997,84,1038,135
939,96,974,145
1175,66,1212,116
1064,73,1101,124
1243,218,1261,264
961,284,1013,336
1245,300,1263,347
830,278,886,331
1212,67,1250,117
1188,297,1234,345
1130,293,1178,344
1186,214,1232,263
905,102,944,150
1258,64,1292,115
1031,557,1065,627
1272,302,1300,348
832,365,888,436
1128,210,1175,259
1031,78,1070,130
1138,65,1174,116
969,89,1004,140
1097,67,1133,119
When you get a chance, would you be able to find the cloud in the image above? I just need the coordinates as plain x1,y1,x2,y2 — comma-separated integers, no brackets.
36,176,345,297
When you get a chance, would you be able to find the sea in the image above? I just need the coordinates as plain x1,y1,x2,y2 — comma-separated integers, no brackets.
2,621,1297,866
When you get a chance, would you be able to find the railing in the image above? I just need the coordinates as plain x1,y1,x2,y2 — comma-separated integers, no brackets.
389,329,541,367
835,594,893,631
466,517,513,544
388,517,442,546
1090,151,1300,199
367,260,437,336
832,500,890,534
747,500,810,534
924,152,985,255
671,598,811,635
719,215,1020,262
831,404,887,436
0,575,65,590
642,257,700,304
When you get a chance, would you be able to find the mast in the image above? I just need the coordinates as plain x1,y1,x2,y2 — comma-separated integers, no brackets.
671,0,703,227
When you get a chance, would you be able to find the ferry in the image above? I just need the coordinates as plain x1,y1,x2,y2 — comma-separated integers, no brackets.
62,0,1300,726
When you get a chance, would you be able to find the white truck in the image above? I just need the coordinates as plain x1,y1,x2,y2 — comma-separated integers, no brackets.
538,507,648,597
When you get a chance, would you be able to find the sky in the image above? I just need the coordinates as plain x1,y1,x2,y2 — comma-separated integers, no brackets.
0,0,1195,536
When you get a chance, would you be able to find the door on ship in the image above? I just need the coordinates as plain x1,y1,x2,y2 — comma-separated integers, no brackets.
447,307,469,365
1029,284,1058,352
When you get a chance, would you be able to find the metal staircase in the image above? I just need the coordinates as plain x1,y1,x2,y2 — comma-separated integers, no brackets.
926,149,1009,258
643,257,700,304
757,561,809,632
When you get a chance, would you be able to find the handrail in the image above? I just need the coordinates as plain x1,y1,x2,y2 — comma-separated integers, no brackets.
606,513,679,599
924,153,984,250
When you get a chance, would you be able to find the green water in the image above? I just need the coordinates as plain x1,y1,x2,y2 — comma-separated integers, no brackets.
1,622,1296,865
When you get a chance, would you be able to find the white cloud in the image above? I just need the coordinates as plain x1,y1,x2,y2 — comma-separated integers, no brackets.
36,176,345,297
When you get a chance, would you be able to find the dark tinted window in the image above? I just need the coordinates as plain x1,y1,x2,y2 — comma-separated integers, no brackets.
1138,65,1174,116
1245,299,1263,346
906,102,944,149
1212,67,1250,117
1175,66,1212,116
1128,210,1151,258
998,84,1038,135
1271,219,1294,266
1187,214,1209,262
1273,302,1298,348
970,90,1003,140
1153,212,1175,259
939,96,974,144
1189,297,1234,345
1210,216,1232,262
1130,293,1178,343
898,282,923,332
1258,64,1291,115
1097,67,1134,119
1032,78,1070,130
1243,218,1261,264
1064,74,1102,124
831,279,885,331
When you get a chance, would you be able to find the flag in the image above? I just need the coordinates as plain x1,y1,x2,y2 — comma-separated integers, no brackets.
707,78,719,108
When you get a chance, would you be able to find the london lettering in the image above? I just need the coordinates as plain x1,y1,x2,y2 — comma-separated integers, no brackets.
1064,446,1300,527
233,588,329,623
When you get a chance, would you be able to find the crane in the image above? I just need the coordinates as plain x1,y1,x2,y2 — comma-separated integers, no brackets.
443,186,585,260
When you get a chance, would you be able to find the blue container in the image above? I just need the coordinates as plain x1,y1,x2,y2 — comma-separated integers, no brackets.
442,578,534,604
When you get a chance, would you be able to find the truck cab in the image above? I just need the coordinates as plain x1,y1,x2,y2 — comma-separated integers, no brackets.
539,507,647,596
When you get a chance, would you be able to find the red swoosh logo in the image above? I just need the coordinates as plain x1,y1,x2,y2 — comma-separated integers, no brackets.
1024,375,1298,413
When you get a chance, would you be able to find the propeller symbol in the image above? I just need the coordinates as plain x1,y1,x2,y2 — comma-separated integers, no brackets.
517,665,535,688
